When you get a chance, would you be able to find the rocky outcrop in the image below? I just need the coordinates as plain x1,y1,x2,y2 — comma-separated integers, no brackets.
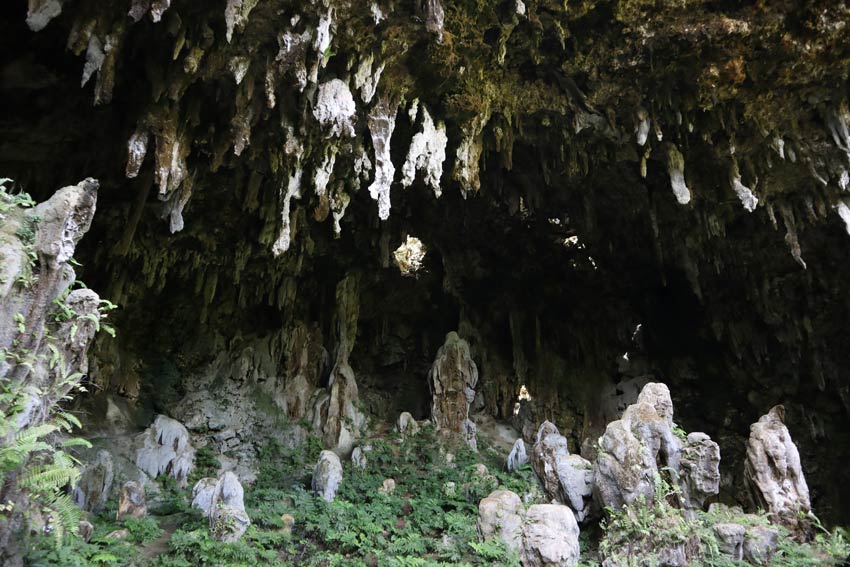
312,450,343,502
530,422,593,522
116,481,147,521
429,332,479,450
135,414,195,487
478,490,580,567
72,449,114,513
745,405,811,531
396,412,419,438
594,383,720,516
0,179,103,567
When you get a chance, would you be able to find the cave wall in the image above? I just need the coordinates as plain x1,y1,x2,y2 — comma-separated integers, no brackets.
2,0,850,522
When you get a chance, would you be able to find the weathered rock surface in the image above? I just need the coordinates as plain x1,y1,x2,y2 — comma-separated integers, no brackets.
679,432,720,514
72,449,114,512
713,523,745,561
135,414,195,487
507,438,528,472
530,422,593,522
0,179,102,567
521,504,580,567
477,490,525,551
191,477,218,516
209,471,250,543
478,490,580,567
116,481,147,521
312,450,343,502
429,332,479,450
745,405,811,531
742,526,780,565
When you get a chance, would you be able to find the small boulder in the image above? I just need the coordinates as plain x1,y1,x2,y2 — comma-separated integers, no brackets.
351,445,370,469
379,478,396,494
531,423,594,522
281,513,295,535
116,481,146,521
477,490,524,551
743,526,779,565
679,432,720,514
312,450,343,502
105,528,130,540
522,504,580,567
77,520,94,543
397,412,420,437
713,523,745,561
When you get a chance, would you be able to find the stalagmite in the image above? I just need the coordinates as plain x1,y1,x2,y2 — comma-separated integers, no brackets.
745,406,811,532
429,332,479,449
402,106,448,197
367,96,399,220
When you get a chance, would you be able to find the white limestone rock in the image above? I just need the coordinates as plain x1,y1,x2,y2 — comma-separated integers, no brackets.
26,0,64,32
191,477,218,516
530,424,594,522
401,106,448,197
522,504,580,567
313,79,356,138
396,412,420,437
507,438,528,472
367,96,399,220
666,144,691,205
312,450,343,502
477,490,524,551
135,414,195,487
679,432,720,513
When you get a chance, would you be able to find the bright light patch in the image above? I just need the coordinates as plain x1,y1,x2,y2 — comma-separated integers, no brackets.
393,235,426,276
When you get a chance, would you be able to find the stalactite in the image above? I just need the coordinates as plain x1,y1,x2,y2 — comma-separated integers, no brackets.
367,95,399,220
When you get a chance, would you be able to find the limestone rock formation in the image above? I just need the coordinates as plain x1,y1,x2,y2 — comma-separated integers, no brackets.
593,382,700,512
522,504,581,567
116,481,147,521
679,432,721,514
477,490,525,551
312,450,343,503
507,438,528,473
135,414,196,487
530,422,593,522
742,526,780,565
72,449,114,513
713,523,745,561
429,332,479,450
0,179,102,566
478,490,580,567
396,412,419,437
209,471,250,543
191,477,218,516
745,405,811,531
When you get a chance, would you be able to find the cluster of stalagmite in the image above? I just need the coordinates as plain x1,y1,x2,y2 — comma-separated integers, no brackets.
489,382,813,566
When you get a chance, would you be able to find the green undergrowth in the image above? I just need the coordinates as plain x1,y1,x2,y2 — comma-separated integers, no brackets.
25,425,542,566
